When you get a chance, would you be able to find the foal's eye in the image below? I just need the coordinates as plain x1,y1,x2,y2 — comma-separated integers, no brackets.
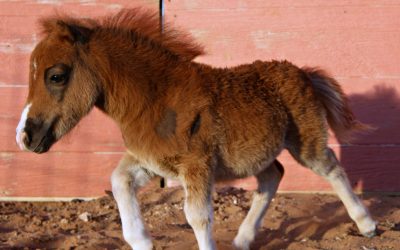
45,63,71,86
50,74,66,84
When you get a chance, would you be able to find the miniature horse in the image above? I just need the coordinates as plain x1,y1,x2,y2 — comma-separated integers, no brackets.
16,9,376,250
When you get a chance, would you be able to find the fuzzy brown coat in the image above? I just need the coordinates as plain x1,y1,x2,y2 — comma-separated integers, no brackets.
18,8,375,250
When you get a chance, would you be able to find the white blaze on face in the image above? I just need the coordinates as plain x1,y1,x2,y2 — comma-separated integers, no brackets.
15,103,32,151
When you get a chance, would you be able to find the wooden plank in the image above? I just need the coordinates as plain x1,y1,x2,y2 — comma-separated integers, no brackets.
0,53,30,85
2,0,400,196
0,151,123,197
0,0,157,16
166,1,400,77
166,0,400,9
2,145,399,197
231,146,400,192
0,1,157,38
164,0,400,193
0,0,160,197
0,0,158,85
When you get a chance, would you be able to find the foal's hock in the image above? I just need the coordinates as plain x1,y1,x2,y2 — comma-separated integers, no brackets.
16,8,376,250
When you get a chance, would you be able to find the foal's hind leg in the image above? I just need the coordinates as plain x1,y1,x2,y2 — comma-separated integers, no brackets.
111,153,155,250
291,147,376,237
234,160,284,250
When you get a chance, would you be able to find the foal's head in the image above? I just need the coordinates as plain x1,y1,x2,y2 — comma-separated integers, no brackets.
16,18,99,153
16,9,204,153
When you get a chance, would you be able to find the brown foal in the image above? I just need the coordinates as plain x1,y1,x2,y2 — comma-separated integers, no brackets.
16,9,376,250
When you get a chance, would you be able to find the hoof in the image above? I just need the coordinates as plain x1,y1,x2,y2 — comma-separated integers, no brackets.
233,236,251,250
361,228,376,238
128,239,153,250
358,218,377,238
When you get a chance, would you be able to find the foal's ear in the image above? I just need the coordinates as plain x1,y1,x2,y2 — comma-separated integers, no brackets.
62,22,92,44
41,18,93,44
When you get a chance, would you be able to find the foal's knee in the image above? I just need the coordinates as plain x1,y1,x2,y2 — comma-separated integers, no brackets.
111,154,134,189
303,148,343,177
111,166,129,193
184,201,212,228
111,156,151,193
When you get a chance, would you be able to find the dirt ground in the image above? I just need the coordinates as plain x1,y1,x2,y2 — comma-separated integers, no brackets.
0,184,399,250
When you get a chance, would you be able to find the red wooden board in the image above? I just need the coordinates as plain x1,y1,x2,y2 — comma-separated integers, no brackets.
165,0,400,193
0,152,122,197
0,0,155,198
230,147,400,192
0,0,399,197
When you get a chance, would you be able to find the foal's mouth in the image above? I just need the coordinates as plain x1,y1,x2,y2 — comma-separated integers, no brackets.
30,126,58,154
32,134,51,154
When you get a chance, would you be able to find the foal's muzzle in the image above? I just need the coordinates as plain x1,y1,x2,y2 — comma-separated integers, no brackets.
21,118,56,154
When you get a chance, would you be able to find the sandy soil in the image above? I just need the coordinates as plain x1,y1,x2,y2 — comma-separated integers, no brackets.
0,184,399,250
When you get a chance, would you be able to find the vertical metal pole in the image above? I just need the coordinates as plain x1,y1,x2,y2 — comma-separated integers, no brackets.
159,0,164,33
159,0,165,188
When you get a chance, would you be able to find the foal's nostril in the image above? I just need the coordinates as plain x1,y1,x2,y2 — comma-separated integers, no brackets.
22,131,31,147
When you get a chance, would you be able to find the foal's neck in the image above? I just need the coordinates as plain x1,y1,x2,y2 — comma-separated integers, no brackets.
90,33,192,127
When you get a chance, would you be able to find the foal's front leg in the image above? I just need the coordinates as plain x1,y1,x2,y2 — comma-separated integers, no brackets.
111,153,154,250
181,163,215,250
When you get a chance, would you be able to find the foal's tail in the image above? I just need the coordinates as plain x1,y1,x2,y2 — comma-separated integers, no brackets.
303,67,368,142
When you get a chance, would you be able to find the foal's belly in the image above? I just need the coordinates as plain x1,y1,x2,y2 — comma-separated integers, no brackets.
216,143,284,180
215,101,288,179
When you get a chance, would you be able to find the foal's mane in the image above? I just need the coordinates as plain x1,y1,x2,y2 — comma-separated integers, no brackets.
40,8,205,61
